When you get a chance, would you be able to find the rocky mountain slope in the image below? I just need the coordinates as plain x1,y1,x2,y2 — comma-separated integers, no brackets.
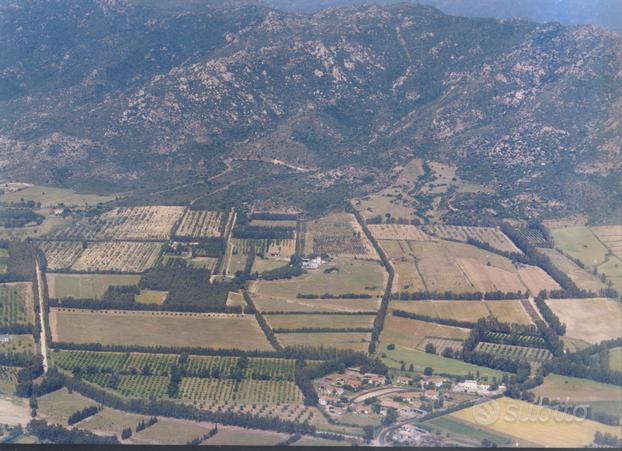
0,0,620,220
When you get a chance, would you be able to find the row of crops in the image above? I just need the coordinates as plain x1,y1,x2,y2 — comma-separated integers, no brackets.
482,331,547,348
54,351,296,380
180,378,303,404
0,285,29,328
476,342,552,362
80,372,303,404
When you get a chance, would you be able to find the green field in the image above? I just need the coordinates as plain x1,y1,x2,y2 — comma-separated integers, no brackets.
550,226,609,267
0,334,34,356
50,308,274,351
530,373,622,417
131,418,219,445
37,388,97,425
610,347,622,372
380,343,507,381
46,273,140,299
0,284,31,327
255,256,386,298
253,294,379,313
537,247,606,291
202,426,289,446
0,248,7,274
77,407,147,435
424,416,511,447
1,185,114,207
0,365,20,394
135,289,167,305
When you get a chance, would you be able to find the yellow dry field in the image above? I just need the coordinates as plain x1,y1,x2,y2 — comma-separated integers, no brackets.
591,225,622,259
202,426,289,446
264,314,375,330
484,301,533,325
135,289,167,305
253,294,380,313
537,247,606,291
380,315,469,350
424,225,521,254
389,300,532,325
545,298,622,343
303,213,376,257
448,397,621,448
78,408,148,436
130,418,217,445
225,291,246,308
175,210,223,239
49,308,274,351
456,258,525,293
378,240,426,292
276,332,371,352
250,219,297,228
516,265,560,294
368,224,434,241
251,257,289,274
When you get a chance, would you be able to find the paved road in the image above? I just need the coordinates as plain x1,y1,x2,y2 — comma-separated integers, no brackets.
35,260,49,373
375,416,422,446
350,386,411,404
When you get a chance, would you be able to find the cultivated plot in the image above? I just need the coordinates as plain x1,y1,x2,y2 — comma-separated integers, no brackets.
175,210,225,239
424,225,521,254
304,213,376,257
368,224,434,241
590,225,622,259
53,206,185,240
71,241,162,273
0,283,33,328
36,240,84,271
49,308,274,351
545,298,622,343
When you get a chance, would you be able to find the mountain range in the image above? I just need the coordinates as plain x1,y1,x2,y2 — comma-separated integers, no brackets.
0,0,620,220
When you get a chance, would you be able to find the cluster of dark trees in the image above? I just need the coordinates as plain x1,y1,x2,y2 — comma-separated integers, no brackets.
542,337,622,387
232,225,294,240
534,319,564,357
67,405,100,425
27,419,119,445
139,259,239,311
0,207,44,228
135,416,158,432
186,425,218,445
534,293,566,335
392,309,475,329
48,297,245,314
250,213,297,221
296,293,372,299
0,323,34,335
257,262,302,281
14,355,44,398
594,431,622,447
